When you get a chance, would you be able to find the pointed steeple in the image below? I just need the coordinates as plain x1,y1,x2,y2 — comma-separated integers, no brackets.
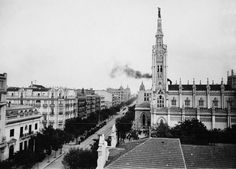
139,81,145,91
156,7,163,46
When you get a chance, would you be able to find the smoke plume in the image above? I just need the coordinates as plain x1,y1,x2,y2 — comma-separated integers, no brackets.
110,65,152,79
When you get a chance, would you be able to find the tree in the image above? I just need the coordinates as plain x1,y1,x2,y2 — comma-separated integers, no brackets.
171,119,209,145
62,148,97,169
151,121,172,138
116,105,135,142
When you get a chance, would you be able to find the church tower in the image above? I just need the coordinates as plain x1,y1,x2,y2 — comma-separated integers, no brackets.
151,7,168,124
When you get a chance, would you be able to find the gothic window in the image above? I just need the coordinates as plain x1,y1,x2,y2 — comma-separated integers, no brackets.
199,98,204,107
157,95,164,107
142,114,146,126
213,98,218,107
157,66,159,72
227,98,232,108
160,65,163,72
185,97,190,107
171,97,176,106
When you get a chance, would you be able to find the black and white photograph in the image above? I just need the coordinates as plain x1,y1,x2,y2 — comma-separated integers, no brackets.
0,0,236,168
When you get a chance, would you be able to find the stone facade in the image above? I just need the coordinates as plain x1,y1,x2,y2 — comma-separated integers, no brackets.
135,8,236,130
107,86,131,105
7,84,78,129
0,73,7,161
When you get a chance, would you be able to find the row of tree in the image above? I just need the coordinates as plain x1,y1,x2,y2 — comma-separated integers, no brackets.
116,105,135,142
152,119,236,145
0,126,69,169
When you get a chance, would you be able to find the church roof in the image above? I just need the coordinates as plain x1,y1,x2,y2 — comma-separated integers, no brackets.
136,102,150,108
182,144,236,168
106,138,186,169
168,84,234,91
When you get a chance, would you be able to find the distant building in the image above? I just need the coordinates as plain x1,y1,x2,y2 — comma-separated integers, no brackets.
0,73,7,161
77,89,101,117
95,90,112,109
107,86,131,105
135,8,236,130
7,84,78,129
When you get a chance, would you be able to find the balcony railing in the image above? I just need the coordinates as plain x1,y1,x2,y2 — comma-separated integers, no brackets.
19,132,35,140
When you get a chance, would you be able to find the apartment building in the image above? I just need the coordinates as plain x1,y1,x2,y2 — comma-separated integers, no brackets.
7,84,78,129
0,73,7,161
107,86,131,106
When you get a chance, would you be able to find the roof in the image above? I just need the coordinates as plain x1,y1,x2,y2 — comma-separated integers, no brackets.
106,138,186,169
136,102,150,108
168,84,234,91
7,87,20,91
182,144,236,169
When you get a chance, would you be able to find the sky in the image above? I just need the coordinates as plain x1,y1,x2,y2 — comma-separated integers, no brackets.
0,0,236,94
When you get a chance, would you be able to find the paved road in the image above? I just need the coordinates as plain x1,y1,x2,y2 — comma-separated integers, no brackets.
44,109,125,169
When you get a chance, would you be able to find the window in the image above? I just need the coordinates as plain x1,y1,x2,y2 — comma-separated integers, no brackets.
199,98,204,107
10,129,14,137
157,66,159,72
185,98,190,107
24,141,27,150
9,145,14,158
11,93,14,96
20,142,23,151
157,95,164,107
171,98,176,106
20,127,23,137
213,98,218,107
38,93,40,96
160,65,163,72
35,123,38,130
29,125,32,134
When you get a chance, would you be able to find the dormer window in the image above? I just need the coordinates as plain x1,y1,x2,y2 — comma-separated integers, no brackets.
199,98,204,107
185,97,190,107
171,97,176,106
213,98,218,107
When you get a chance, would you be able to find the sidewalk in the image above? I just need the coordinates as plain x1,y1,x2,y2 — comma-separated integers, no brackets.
32,149,65,169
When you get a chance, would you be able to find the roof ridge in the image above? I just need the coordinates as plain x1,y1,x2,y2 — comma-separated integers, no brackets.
178,139,187,169
105,139,149,169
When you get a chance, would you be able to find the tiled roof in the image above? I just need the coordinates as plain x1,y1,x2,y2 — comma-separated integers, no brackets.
168,85,179,90
32,88,50,91
195,85,206,90
168,84,234,91
182,144,236,169
106,138,186,169
7,87,20,91
209,84,221,90
136,102,150,108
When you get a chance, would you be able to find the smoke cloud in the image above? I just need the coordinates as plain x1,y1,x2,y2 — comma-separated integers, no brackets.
110,65,152,79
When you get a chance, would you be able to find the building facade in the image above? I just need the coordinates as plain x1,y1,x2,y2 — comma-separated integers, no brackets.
135,8,236,130
3,105,41,160
0,73,7,161
95,90,112,109
107,86,131,106
7,84,78,129
77,89,101,118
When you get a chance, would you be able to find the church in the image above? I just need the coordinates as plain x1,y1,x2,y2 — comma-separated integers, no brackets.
134,8,236,130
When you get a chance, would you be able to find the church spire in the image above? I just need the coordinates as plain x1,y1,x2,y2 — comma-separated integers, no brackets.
158,7,161,18
156,7,163,45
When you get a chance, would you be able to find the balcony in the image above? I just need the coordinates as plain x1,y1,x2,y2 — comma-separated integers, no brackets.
50,104,55,108
0,136,7,149
59,111,63,115
43,104,48,108
19,132,35,140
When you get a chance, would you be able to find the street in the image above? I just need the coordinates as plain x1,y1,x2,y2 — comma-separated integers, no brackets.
44,108,125,169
